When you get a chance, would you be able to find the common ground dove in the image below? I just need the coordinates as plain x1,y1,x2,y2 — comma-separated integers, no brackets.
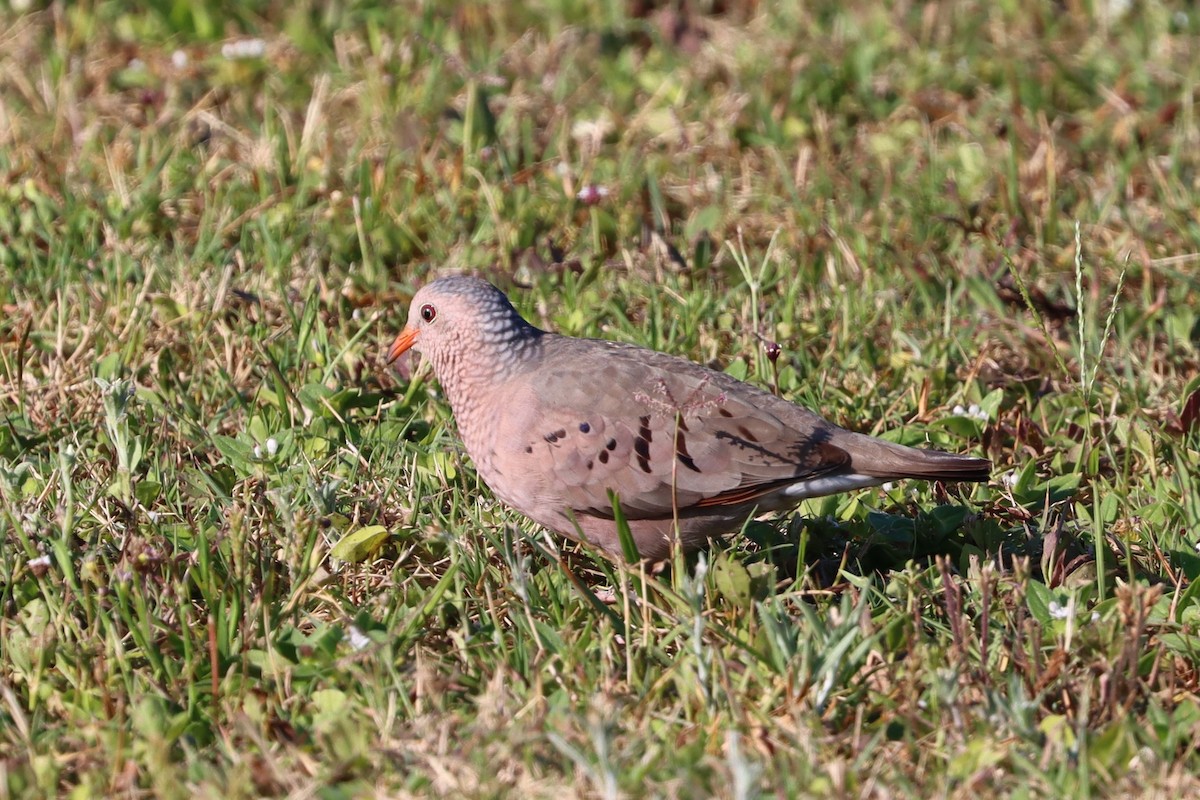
387,276,991,560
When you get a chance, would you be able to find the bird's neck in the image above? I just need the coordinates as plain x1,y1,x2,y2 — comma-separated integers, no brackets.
431,326,546,417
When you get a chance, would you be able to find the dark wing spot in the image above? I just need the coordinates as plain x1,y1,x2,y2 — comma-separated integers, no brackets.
718,407,734,418
606,438,617,451
525,445,533,453
736,425,760,443
555,428,566,438
587,460,593,470
675,429,701,472
579,422,591,433
637,415,653,443
599,450,609,464
634,418,654,473
544,432,559,443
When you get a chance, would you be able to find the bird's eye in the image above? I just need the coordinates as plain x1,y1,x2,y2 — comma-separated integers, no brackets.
420,303,437,323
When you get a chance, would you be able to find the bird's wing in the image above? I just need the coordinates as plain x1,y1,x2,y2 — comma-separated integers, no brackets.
515,340,852,519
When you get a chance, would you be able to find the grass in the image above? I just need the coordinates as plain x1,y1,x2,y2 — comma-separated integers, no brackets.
2,0,1200,796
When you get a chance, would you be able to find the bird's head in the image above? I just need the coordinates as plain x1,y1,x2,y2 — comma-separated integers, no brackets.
386,275,541,374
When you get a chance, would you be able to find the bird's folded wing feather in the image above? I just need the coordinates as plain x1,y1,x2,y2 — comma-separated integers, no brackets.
521,341,851,519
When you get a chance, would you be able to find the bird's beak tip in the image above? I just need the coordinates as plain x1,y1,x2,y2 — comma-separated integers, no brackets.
386,326,419,364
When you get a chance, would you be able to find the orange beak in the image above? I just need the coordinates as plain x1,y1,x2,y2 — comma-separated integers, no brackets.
386,325,419,364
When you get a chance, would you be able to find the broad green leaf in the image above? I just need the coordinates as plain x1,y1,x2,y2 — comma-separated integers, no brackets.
330,525,390,563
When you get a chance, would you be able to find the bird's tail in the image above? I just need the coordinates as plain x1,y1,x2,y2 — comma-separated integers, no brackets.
850,435,991,482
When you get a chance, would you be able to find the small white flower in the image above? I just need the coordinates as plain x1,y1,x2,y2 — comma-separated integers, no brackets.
29,554,51,569
146,510,160,522
266,438,279,457
172,50,189,69
1001,470,1018,489
347,625,371,651
952,403,988,422
253,445,262,459
221,38,266,60
128,58,146,72
576,184,609,205
881,482,895,492
1048,600,1071,620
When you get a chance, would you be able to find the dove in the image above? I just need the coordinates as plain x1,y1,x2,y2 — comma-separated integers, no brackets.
387,276,990,560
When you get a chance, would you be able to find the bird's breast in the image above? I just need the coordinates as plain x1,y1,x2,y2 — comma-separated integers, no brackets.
445,376,534,482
